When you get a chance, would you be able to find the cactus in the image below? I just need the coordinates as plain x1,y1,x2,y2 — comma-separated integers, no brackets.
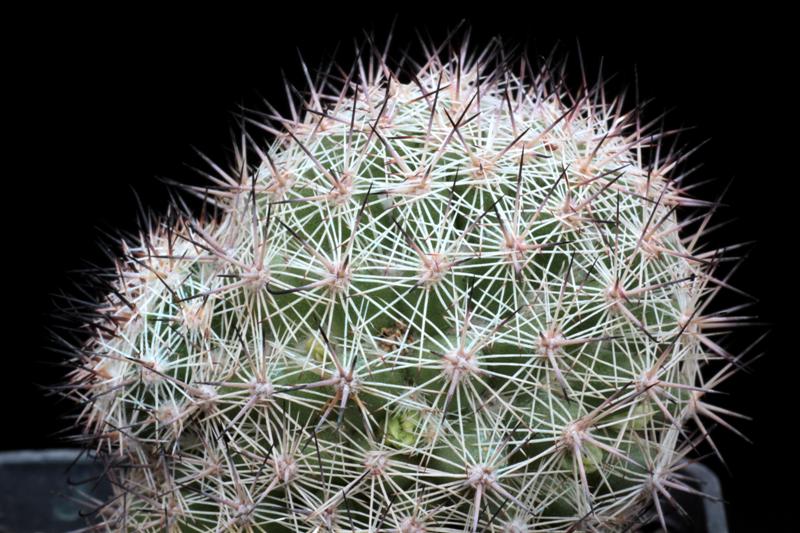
62,35,751,532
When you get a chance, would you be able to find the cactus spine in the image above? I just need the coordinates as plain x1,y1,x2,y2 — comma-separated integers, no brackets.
63,35,750,532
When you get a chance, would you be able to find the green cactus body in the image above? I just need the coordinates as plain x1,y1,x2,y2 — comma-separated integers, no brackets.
64,39,747,532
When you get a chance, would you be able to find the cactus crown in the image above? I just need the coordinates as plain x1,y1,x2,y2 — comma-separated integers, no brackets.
63,34,749,532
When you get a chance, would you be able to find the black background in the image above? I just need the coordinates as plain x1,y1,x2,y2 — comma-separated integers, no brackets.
8,7,795,531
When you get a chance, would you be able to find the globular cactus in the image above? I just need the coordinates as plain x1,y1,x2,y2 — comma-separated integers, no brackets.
62,35,751,532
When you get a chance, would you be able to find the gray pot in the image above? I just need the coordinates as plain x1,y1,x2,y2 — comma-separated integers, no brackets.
0,449,111,533
0,449,728,532
641,463,729,533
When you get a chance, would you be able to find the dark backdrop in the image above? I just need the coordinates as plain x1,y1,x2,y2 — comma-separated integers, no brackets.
8,7,794,531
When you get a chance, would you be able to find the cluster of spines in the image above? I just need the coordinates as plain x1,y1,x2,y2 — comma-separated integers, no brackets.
56,30,755,532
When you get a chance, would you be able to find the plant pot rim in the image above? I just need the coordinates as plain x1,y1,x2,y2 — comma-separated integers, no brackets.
0,449,729,532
